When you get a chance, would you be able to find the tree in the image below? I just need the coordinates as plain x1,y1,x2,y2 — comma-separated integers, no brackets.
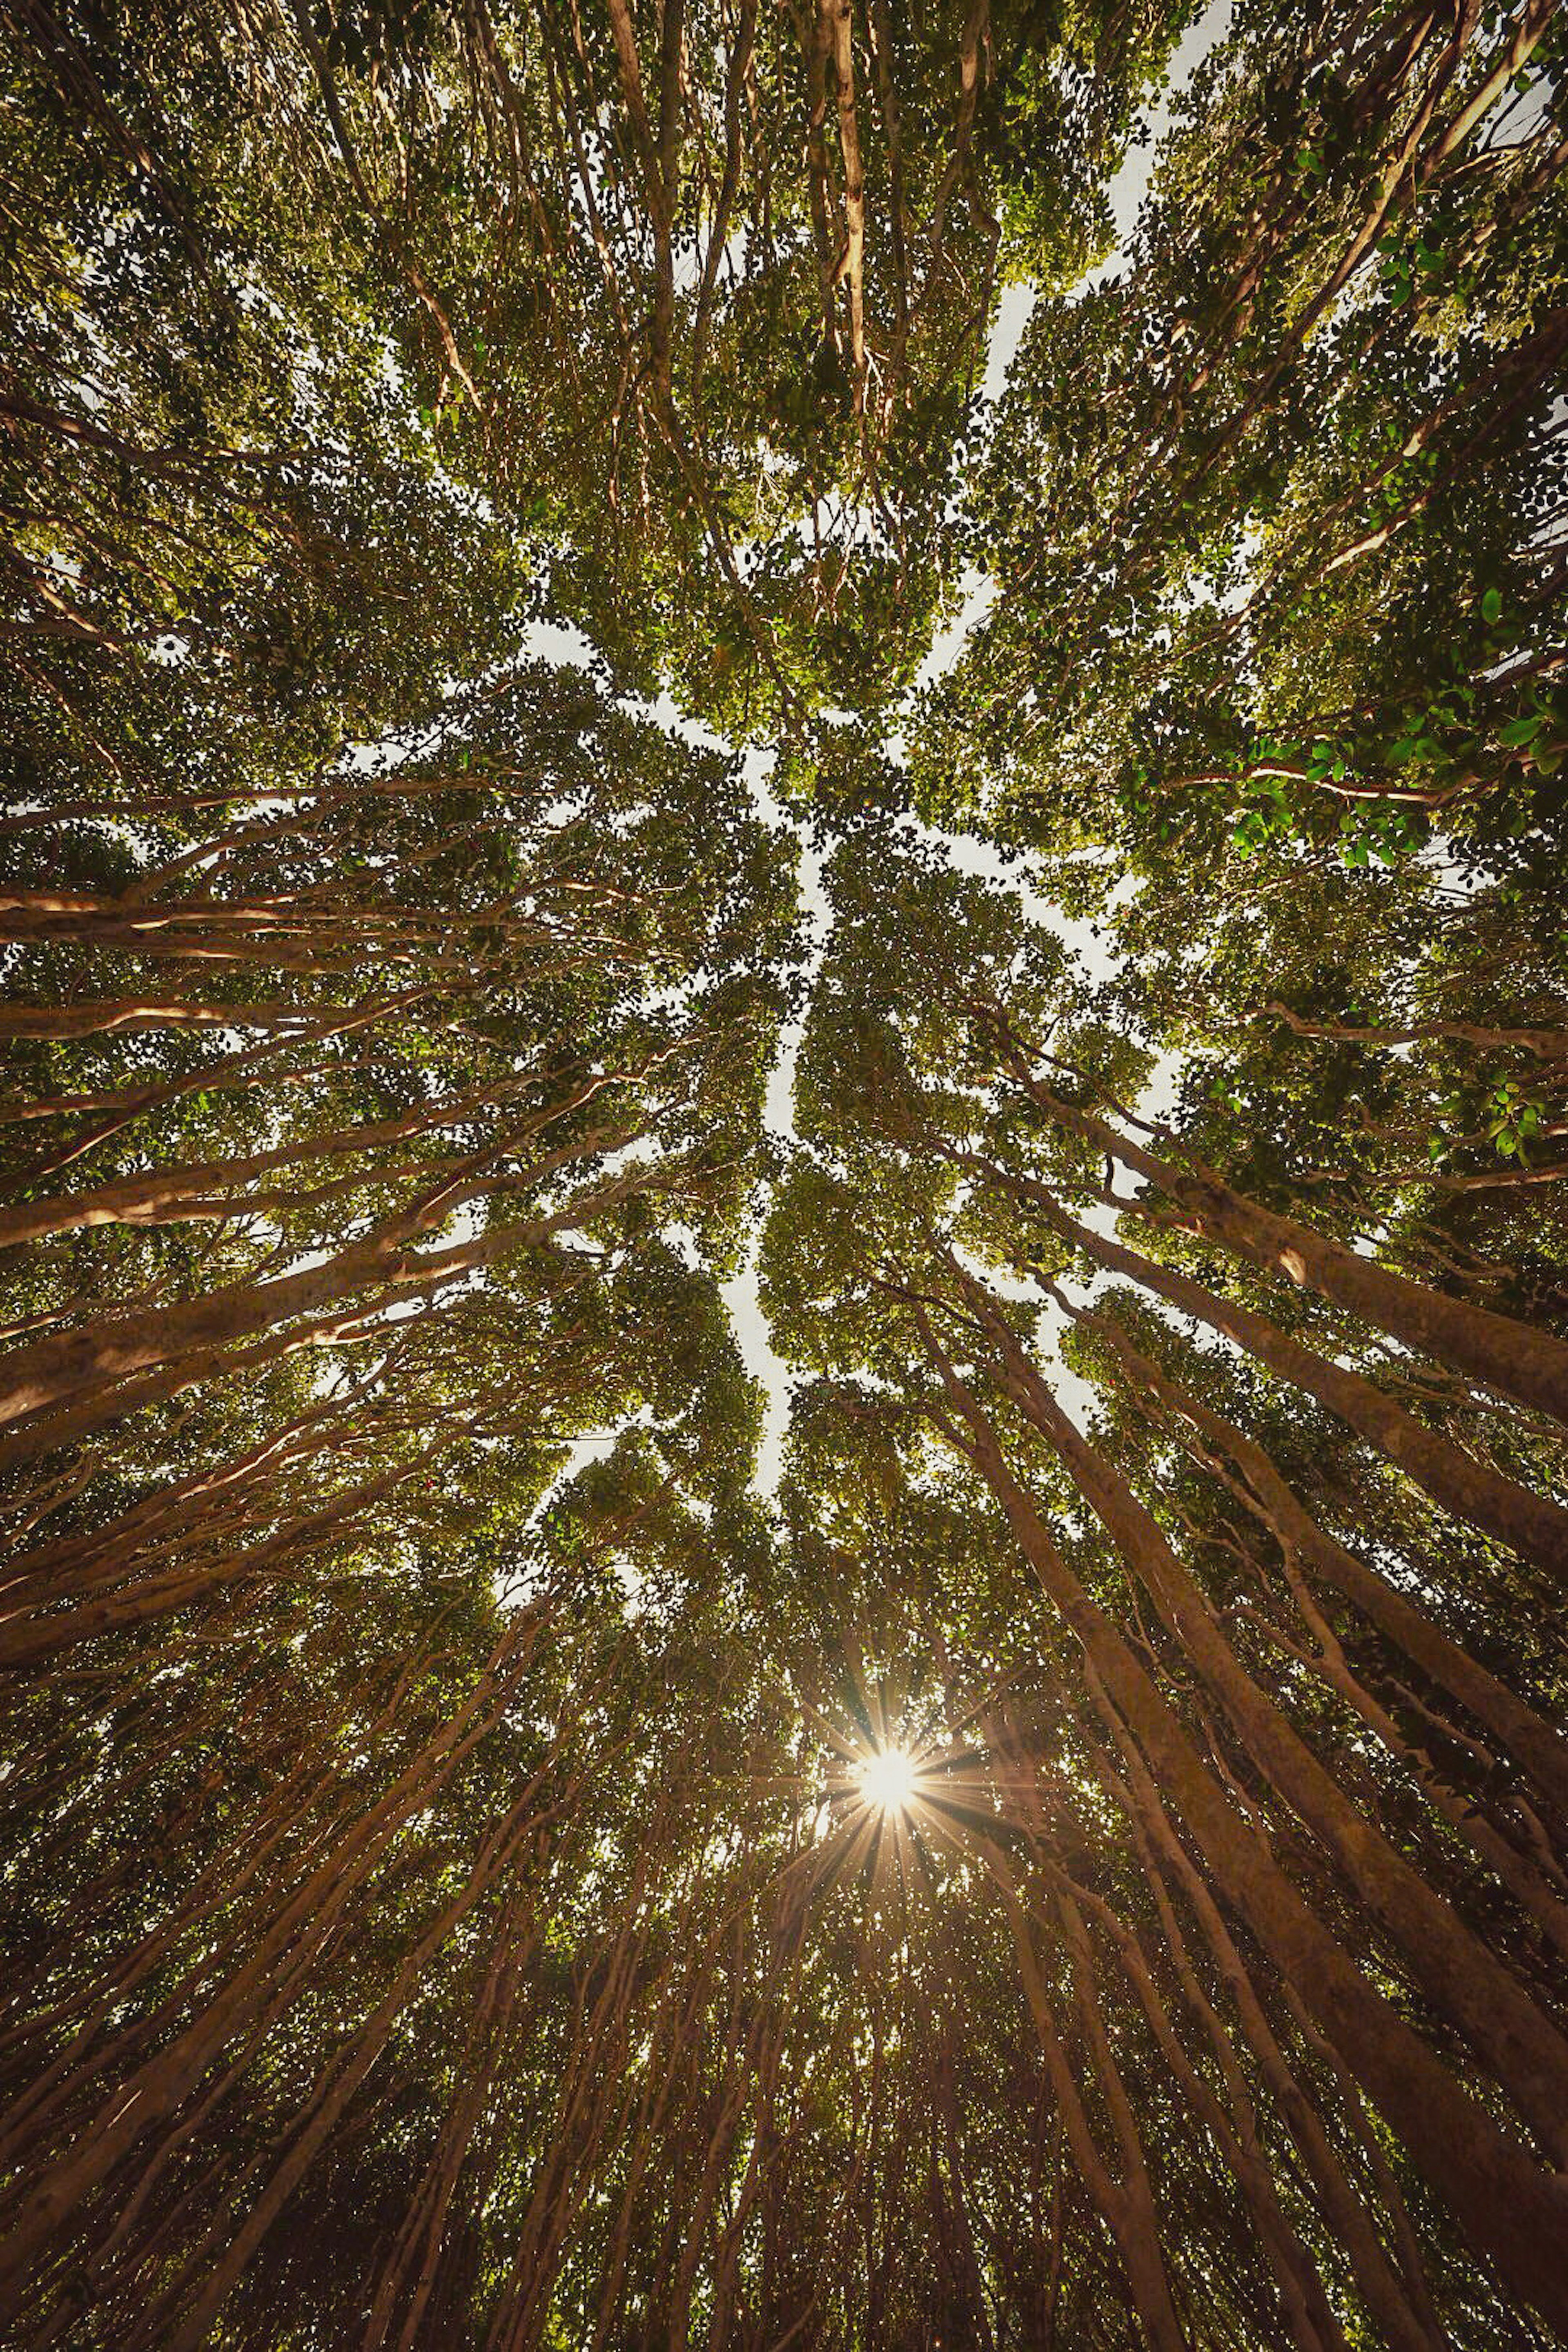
4,0,1567,2343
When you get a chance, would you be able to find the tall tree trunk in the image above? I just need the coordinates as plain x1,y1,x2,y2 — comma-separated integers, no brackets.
915,1323,1568,2332
1001,1049,1568,1425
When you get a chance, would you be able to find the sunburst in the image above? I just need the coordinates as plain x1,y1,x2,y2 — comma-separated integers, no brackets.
854,1746,921,1813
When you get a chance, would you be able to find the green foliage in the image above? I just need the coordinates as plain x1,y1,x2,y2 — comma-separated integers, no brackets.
4,1,1568,2346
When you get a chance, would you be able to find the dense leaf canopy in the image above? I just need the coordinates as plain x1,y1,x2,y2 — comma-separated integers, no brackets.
2,0,1567,2345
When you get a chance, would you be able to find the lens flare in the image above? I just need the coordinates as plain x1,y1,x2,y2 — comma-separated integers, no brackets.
856,1748,918,1812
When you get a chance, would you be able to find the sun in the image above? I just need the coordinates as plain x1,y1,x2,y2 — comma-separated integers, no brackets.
855,1748,919,1813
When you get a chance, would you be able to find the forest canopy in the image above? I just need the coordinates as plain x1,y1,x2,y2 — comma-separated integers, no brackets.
2,0,1568,2345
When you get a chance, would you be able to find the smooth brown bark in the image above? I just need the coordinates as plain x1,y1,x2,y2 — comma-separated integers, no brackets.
1085,1311,1568,1816
1004,1053,1568,1426
955,1147,1568,1577
948,1264,1568,2162
917,1327,1568,2332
